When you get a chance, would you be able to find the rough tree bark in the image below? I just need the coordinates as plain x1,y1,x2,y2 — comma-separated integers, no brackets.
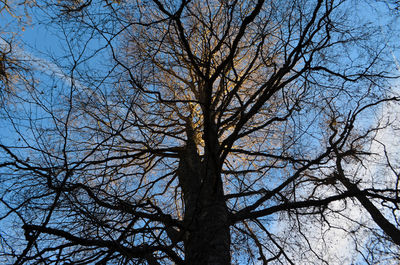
178,120,230,264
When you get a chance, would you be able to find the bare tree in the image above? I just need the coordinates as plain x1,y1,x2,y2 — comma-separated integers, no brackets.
1,0,400,264
0,0,32,105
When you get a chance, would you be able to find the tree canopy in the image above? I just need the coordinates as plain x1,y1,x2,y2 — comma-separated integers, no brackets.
1,0,400,264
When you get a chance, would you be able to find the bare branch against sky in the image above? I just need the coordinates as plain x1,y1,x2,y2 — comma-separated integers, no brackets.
1,0,400,264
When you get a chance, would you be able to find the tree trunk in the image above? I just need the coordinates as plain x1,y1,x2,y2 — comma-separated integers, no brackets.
184,199,231,265
178,144,231,264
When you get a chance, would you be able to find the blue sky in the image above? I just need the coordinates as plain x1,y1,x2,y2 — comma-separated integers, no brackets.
1,1,400,264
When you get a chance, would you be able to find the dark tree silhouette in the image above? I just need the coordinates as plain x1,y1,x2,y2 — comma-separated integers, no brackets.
1,0,400,264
